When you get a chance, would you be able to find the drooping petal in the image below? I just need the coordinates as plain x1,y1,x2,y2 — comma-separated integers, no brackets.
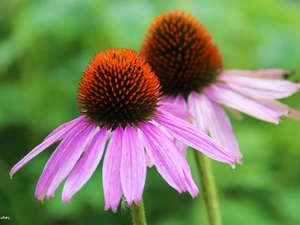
103,126,123,212
82,126,100,154
220,69,293,79
46,123,96,199
203,94,242,163
44,116,85,141
182,166,199,198
120,126,146,206
204,84,284,124
173,94,187,108
145,152,154,168
160,96,175,104
153,108,238,166
187,92,209,133
218,75,300,99
174,138,188,156
160,103,192,121
35,121,91,201
9,117,85,178
152,120,188,155
140,122,198,196
137,129,155,167
225,106,244,120
139,122,185,192
255,99,300,120
62,127,108,202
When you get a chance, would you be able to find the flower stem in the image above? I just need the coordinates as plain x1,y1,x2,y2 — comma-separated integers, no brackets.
130,198,147,225
193,149,222,225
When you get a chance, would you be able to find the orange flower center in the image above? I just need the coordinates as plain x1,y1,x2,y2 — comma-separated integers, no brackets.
77,48,162,130
140,11,223,98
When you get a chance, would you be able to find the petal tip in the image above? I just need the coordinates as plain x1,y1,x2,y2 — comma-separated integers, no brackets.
62,198,71,204
45,192,56,200
190,189,199,198
133,199,141,206
126,199,133,206
35,195,45,204
285,69,295,78
112,207,118,213
105,205,118,213
193,192,199,198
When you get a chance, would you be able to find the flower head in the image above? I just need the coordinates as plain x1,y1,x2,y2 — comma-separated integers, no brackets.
141,11,223,98
140,11,300,161
10,48,238,212
77,49,161,130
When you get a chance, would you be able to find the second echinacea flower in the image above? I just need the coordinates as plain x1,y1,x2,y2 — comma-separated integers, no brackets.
10,48,238,212
140,11,300,162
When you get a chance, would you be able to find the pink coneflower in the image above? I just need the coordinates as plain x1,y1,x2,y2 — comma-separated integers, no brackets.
10,48,238,212
140,11,300,162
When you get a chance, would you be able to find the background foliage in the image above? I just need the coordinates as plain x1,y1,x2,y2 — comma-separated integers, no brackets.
1,0,300,225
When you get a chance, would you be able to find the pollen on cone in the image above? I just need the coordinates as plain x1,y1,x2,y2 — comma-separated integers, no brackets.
76,48,162,130
140,11,223,97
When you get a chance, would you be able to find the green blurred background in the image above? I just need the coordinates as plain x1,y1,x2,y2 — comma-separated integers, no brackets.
1,0,300,224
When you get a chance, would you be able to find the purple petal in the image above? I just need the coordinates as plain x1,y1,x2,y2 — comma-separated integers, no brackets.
103,126,123,212
204,84,284,124
82,126,100,154
120,126,146,206
159,103,192,121
203,95,242,163
173,94,187,108
46,123,96,199
182,166,199,198
153,109,238,166
187,92,209,133
219,75,300,99
174,138,188,156
256,99,300,120
139,122,184,192
35,121,92,201
160,96,175,104
145,152,154,168
44,116,85,141
9,117,84,178
137,129,155,167
226,107,244,120
139,122,199,196
153,120,188,155
62,127,108,202
220,69,293,79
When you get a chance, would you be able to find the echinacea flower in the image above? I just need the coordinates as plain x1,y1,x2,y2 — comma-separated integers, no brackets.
10,48,239,212
140,11,300,162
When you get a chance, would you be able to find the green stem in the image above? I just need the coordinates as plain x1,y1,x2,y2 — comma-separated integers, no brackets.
193,150,222,225
130,198,147,225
